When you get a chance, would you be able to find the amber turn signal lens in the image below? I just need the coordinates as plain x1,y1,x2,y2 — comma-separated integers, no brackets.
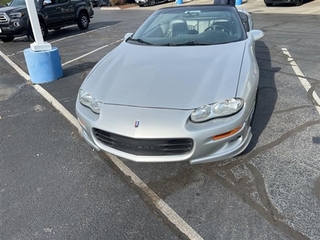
213,125,243,140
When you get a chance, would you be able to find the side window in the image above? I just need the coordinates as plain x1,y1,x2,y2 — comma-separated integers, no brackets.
58,0,68,3
238,12,249,32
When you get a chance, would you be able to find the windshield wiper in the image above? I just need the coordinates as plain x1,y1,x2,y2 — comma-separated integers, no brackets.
181,41,209,46
162,41,210,46
127,37,153,45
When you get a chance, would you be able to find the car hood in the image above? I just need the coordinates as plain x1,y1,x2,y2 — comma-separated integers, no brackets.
82,41,246,110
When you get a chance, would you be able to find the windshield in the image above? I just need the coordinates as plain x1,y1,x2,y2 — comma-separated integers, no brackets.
129,5,246,46
10,0,41,7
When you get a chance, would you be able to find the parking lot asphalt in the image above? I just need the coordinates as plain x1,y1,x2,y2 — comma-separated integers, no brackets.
0,55,182,239
1,1,320,239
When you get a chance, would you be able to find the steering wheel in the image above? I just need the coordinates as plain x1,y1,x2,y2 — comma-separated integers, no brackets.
204,25,231,35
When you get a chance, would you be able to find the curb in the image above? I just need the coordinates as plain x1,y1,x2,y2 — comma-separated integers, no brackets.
100,6,122,10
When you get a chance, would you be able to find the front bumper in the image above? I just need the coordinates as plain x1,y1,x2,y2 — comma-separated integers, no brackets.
76,100,253,164
0,15,28,38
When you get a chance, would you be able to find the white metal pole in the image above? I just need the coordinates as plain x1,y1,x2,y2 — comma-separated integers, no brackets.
25,0,52,51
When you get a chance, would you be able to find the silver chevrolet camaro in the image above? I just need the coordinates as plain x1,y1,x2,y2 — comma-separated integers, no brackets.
76,5,264,164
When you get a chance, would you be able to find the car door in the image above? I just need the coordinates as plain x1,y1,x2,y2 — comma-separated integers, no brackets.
41,0,62,26
56,0,75,22
42,0,73,28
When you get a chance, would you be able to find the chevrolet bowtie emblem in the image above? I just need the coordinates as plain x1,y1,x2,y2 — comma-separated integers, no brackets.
134,120,140,128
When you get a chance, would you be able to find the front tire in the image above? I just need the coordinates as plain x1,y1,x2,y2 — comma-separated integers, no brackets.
77,12,89,30
265,2,273,6
0,36,15,42
294,0,303,6
27,22,48,42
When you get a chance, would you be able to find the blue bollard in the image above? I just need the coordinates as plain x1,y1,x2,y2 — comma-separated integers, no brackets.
235,0,242,5
24,47,63,84
176,0,183,4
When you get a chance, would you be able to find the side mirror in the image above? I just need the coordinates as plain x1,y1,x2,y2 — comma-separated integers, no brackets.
43,0,52,6
250,30,264,41
124,33,133,41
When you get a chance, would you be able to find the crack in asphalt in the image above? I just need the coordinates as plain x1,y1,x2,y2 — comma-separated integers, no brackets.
257,56,320,81
0,83,26,102
191,118,320,240
314,177,320,203
215,119,320,170
273,105,314,114
196,45,320,239
307,82,320,106
201,166,309,240
146,118,320,239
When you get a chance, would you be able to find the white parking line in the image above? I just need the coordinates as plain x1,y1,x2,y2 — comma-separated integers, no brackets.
0,49,204,240
50,26,109,44
106,153,204,240
62,39,122,66
0,51,30,80
9,26,110,56
282,48,320,114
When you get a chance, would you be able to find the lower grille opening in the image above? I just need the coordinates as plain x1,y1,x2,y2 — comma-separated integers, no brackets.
93,128,193,156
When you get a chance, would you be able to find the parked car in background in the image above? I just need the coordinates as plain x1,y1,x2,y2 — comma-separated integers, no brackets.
0,0,94,42
264,0,303,6
76,5,264,164
135,0,171,7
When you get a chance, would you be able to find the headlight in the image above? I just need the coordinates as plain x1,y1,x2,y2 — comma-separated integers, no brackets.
78,89,100,114
9,12,26,18
191,98,244,122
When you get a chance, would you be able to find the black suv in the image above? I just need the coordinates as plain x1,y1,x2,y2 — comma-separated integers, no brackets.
0,0,94,42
